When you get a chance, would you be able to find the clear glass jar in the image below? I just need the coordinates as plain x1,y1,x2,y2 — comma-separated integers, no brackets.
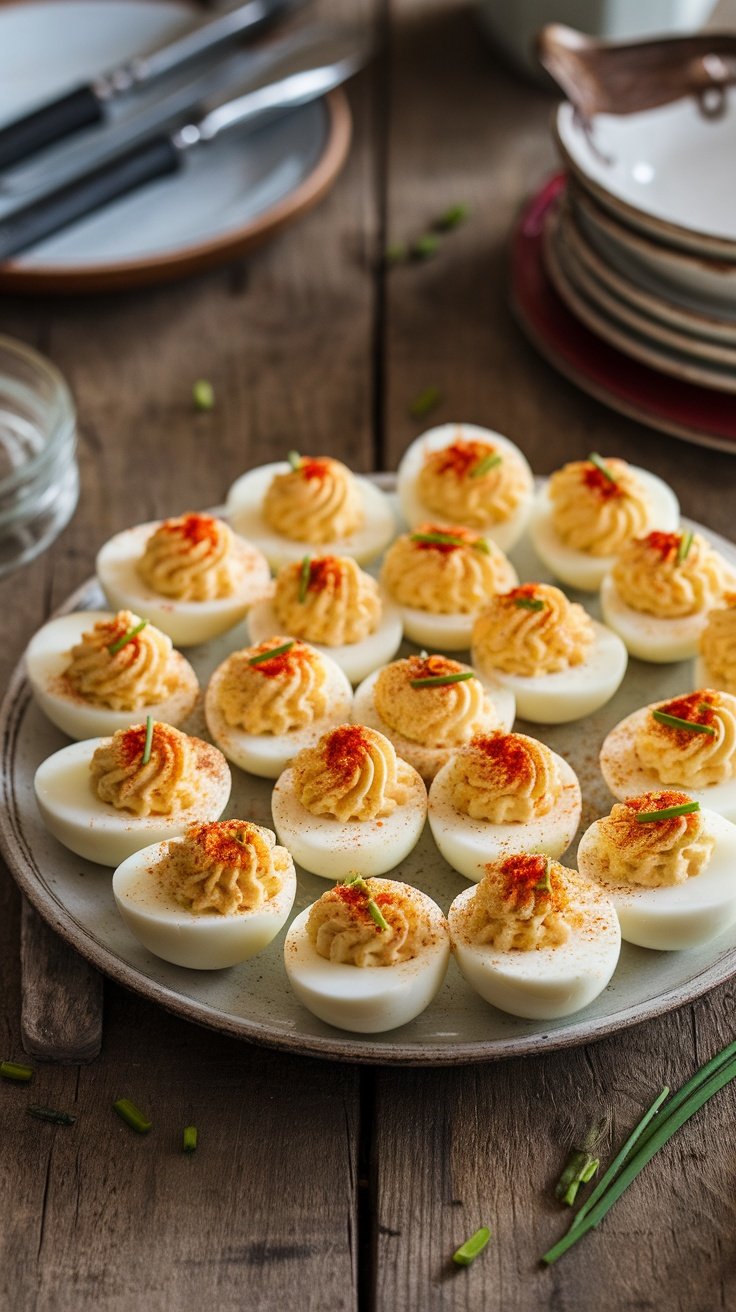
0,335,78,576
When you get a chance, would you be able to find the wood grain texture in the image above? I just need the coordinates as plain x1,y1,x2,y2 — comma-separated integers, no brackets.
20,900,103,1063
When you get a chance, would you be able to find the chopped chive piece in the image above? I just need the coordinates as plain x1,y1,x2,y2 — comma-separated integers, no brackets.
452,1226,491,1266
385,242,408,265
411,234,440,260
469,452,502,479
298,555,311,604
534,863,552,894
343,876,390,932
435,203,470,231
410,671,476,688
113,1098,152,1134
677,530,694,563
411,531,466,548
108,618,148,655
588,452,617,482
142,716,154,766
652,710,715,736
287,450,301,471
192,379,214,411
473,538,491,555
635,801,701,823
0,1060,33,1083
27,1105,76,1126
555,1150,599,1207
249,640,295,666
409,386,442,419
514,596,544,612
183,1125,198,1154
568,1087,670,1233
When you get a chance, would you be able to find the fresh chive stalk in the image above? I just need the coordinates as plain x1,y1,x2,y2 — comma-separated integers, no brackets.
567,1088,670,1234
298,555,311,604
435,203,470,231
411,530,490,554
534,863,552,895
410,671,476,689
555,1150,599,1207
0,1060,33,1083
113,1098,152,1134
635,801,701,823
343,876,390,932
514,597,544,612
677,530,694,563
409,386,442,419
142,716,154,766
192,380,215,412
411,234,440,260
183,1125,198,1154
588,452,617,482
249,641,294,666
27,1105,76,1126
108,618,148,656
652,710,715,736
452,1226,491,1267
287,450,301,471
469,452,502,479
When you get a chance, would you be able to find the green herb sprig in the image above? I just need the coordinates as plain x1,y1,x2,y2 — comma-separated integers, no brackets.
114,1098,152,1134
108,618,148,656
28,1105,76,1126
410,530,490,555
298,555,311,604
514,596,545,612
452,1226,491,1267
435,203,470,231
677,530,694,563
287,450,301,471
588,452,617,483
183,1125,198,1154
409,386,442,419
0,1060,33,1083
410,671,477,689
342,876,390,932
635,800,701,823
469,452,502,479
192,380,215,412
652,710,715,736
142,716,154,766
249,641,295,666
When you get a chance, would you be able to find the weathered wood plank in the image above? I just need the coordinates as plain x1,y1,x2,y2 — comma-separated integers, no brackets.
20,900,103,1063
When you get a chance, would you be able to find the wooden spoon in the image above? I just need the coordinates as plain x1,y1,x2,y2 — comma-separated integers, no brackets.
537,23,736,121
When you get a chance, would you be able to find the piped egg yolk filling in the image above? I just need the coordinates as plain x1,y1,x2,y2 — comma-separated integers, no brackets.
292,724,414,822
90,721,201,817
611,531,733,618
416,437,529,528
263,455,363,543
447,731,563,822
549,456,651,556
273,555,381,646
473,583,595,676
700,593,736,691
216,638,329,735
464,854,578,951
137,513,242,601
374,655,495,748
592,791,714,887
159,819,289,915
635,690,736,788
63,610,181,711
380,523,516,614
307,877,431,966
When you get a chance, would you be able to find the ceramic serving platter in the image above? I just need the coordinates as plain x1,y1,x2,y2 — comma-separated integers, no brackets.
3,486,736,1065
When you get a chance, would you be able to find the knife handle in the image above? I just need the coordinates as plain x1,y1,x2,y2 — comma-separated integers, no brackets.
0,85,104,172
0,134,182,262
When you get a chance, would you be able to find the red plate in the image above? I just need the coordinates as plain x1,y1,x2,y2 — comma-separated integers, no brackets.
510,175,736,453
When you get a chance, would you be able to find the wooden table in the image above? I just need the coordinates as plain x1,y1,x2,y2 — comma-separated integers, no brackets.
2,2,736,1307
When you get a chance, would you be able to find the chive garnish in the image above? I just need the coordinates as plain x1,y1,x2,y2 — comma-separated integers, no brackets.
298,555,311,603
534,863,552,894
183,1125,198,1154
588,452,617,483
27,1105,76,1126
409,386,441,419
142,716,154,766
452,1226,491,1267
514,596,545,612
108,618,148,656
410,530,489,554
287,450,301,471
192,379,215,412
0,1060,33,1083
411,234,440,260
249,640,294,666
469,452,502,479
635,801,701,823
410,671,476,689
567,1090,669,1234
677,530,694,563
435,203,470,231
652,710,715,736
555,1150,599,1208
343,876,390,932
113,1098,152,1134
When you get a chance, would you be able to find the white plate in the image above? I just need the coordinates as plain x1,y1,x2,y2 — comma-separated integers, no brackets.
4,489,736,1064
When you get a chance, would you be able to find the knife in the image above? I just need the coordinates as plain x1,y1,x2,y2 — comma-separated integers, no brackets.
0,25,370,263
0,0,305,173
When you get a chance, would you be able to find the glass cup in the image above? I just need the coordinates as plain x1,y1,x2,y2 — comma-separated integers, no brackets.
0,335,78,577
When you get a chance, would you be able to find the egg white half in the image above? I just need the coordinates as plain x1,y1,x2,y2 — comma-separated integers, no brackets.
600,574,707,663
284,885,450,1033
271,762,427,879
96,521,271,648
225,463,396,569
390,561,519,652
600,705,736,822
34,737,231,867
247,593,403,686
352,666,516,782
578,810,736,951
471,619,627,725
113,837,297,969
396,423,534,550
204,648,353,778
448,881,620,1019
529,468,680,592
25,611,200,741
428,752,582,881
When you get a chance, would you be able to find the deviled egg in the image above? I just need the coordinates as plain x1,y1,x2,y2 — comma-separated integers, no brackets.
113,820,296,969
577,791,736,950
600,690,736,822
449,854,620,1019
600,530,736,663
247,554,402,685
205,636,353,778
271,723,427,879
34,720,231,866
530,454,679,592
396,423,534,550
429,731,581,880
26,609,199,740
225,453,395,570
471,583,627,724
284,875,450,1033
96,512,271,648
379,522,517,650
697,593,736,694
352,653,515,782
